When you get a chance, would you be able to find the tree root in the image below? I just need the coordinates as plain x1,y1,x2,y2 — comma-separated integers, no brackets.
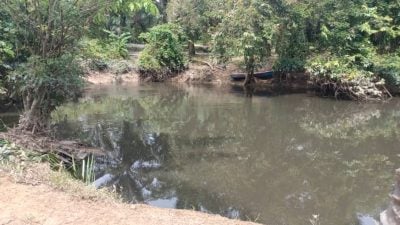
312,76,391,102
138,69,182,82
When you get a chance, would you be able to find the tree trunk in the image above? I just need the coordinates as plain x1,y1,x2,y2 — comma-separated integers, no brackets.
18,89,49,134
244,55,256,86
244,71,256,86
19,106,48,134
188,40,196,56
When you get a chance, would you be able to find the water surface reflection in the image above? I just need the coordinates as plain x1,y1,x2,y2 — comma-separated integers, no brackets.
53,84,400,225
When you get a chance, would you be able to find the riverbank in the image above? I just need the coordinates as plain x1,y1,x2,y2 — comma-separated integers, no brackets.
85,57,310,92
0,174,260,225
0,141,261,225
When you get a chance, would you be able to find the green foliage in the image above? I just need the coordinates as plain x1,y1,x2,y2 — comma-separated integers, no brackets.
79,38,121,61
273,58,306,73
103,30,132,58
273,0,399,98
211,31,236,65
138,24,187,78
0,41,14,71
9,54,84,124
0,40,14,93
0,141,44,166
373,54,400,86
306,55,373,81
242,32,268,75
90,0,159,41
210,0,273,77
1,0,98,58
71,155,96,185
167,0,220,47
0,9,17,92
47,153,96,185
78,31,131,71
272,2,310,73
106,0,159,16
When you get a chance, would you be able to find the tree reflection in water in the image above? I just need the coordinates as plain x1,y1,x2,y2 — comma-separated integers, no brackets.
52,84,400,225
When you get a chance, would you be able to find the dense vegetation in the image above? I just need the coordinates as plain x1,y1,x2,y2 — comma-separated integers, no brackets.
138,24,187,81
0,0,157,132
0,0,399,132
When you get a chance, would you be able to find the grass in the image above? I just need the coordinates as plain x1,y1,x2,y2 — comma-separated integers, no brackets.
0,139,119,203
49,167,119,202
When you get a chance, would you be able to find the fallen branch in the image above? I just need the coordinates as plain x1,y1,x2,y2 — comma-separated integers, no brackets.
0,128,103,161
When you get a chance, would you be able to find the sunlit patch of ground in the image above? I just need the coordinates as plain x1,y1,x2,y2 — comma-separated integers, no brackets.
0,171,260,225
0,146,261,225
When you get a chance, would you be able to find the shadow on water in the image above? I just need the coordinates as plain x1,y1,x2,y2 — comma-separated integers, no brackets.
229,83,312,98
52,83,400,225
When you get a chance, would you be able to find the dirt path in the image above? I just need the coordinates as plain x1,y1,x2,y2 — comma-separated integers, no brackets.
0,175,260,225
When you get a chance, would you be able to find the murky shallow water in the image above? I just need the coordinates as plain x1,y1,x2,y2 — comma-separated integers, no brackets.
52,83,400,225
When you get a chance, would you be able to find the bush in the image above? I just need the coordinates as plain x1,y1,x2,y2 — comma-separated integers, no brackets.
78,33,131,72
79,38,119,60
373,54,400,87
305,55,389,101
9,54,84,132
0,40,14,73
273,58,306,73
306,54,376,80
137,24,187,81
273,19,308,73
103,30,131,59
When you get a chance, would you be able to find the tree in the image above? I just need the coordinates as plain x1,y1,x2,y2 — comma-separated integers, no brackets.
93,0,159,39
211,0,273,85
167,0,216,55
0,8,17,97
137,23,187,81
0,0,96,132
0,0,157,133
273,3,309,74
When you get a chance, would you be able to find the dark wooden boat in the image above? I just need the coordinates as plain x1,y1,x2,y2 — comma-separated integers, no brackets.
230,71,274,81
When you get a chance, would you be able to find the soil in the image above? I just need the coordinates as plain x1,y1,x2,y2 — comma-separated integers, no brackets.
83,53,310,90
0,173,261,225
85,71,139,85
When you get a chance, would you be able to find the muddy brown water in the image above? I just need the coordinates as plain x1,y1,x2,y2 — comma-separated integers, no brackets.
50,83,400,224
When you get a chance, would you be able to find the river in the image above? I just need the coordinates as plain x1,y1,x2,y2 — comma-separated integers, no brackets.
51,83,400,225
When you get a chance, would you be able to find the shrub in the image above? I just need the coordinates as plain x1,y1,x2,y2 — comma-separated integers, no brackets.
103,30,132,59
0,40,14,73
9,54,84,132
373,54,400,87
305,55,389,101
306,54,376,81
273,58,306,73
79,38,120,61
78,33,131,72
273,20,308,73
137,24,187,81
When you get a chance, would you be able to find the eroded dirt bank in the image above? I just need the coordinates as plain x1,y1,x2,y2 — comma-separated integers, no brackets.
0,173,261,225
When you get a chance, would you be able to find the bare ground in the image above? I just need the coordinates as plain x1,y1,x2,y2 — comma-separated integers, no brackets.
0,171,261,225
85,71,139,85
